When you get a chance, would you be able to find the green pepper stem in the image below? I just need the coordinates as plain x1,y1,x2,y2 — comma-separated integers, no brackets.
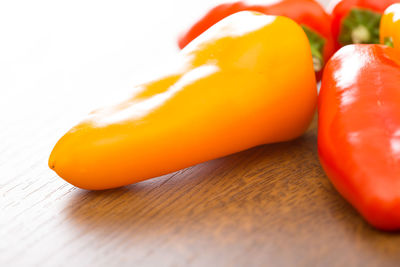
312,56,323,72
301,25,325,73
384,37,394,48
351,25,370,43
339,8,382,46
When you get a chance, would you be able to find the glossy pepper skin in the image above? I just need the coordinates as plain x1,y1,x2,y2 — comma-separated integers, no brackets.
380,3,400,49
178,0,334,81
329,0,399,49
49,12,317,190
318,44,400,230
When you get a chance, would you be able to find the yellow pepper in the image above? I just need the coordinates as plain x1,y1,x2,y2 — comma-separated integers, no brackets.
380,3,400,49
49,11,317,190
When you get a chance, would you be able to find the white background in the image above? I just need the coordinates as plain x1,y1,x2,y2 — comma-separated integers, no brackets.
0,0,329,127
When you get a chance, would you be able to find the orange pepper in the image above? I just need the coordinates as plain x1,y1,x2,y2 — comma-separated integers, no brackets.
49,12,317,190
380,3,400,49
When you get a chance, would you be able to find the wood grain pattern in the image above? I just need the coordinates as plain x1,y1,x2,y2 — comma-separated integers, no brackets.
2,115,400,267
2,0,400,266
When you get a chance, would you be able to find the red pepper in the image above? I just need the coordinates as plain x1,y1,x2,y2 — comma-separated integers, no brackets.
178,0,334,81
330,0,400,49
318,44,400,231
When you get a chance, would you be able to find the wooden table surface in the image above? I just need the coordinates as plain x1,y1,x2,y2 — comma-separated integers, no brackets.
2,0,400,266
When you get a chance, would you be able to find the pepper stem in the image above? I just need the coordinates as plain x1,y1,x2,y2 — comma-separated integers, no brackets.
384,37,394,48
301,25,325,72
339,8,382,46
351,25,370,43
312,57,323,72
